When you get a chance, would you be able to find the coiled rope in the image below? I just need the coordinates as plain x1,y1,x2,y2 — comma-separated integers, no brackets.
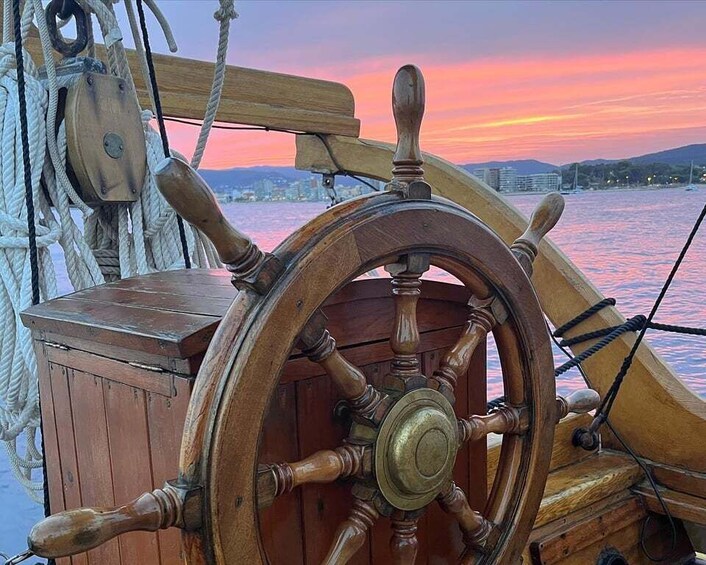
0,0,236,502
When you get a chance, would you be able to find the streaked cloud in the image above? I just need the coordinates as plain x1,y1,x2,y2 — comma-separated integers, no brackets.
126,1,706,168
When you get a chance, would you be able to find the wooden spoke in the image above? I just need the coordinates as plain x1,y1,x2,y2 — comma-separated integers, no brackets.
556,389,600,420
437,483,493,551
458,390,601,444
321,497,379,565
384,254,430,393
430,295,506,402
257,445,369,509
390,272,422,374
390,514,419,564
458,405,528,443
298,312,388,424
391,64,425,186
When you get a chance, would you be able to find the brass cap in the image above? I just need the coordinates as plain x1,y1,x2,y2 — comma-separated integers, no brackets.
375,388,458,510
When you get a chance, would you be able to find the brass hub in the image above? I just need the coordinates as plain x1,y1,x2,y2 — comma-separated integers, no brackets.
375,388,459,510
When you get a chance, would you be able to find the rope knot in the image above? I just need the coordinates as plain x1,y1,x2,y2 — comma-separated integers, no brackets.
214,0,238,22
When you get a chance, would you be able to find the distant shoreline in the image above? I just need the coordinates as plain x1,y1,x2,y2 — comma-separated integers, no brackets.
218,184,696,204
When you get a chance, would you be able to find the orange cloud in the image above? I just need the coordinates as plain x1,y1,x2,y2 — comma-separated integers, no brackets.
166,47,706,169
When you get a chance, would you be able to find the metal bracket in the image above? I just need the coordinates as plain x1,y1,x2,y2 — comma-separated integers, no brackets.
322,173,341,206
128,361,164,373
44,341,69,351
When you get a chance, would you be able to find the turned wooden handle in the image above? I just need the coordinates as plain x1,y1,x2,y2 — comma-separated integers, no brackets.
392,64,425,182
511,192,565,274
154,157,256,265
556,389,601,421
519,192,565,249
28,487,183,559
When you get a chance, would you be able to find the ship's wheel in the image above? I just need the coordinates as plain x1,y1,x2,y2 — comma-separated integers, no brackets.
29,65,599,565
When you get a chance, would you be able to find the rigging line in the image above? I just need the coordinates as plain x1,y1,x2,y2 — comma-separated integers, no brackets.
597,199,706,422
135,0,191,269
12,0,39,306
164,116,276,131
549,329,677,563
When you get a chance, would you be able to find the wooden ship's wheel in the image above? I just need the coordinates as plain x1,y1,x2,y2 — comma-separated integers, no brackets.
27,66,599,564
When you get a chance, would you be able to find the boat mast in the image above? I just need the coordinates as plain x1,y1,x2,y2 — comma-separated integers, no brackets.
573,163,579,190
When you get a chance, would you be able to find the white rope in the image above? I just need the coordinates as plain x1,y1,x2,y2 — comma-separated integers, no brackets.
0,0,238,501
188,0,237,268
0,0,57,501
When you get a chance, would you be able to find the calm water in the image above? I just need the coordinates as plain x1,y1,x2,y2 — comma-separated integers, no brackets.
1,187,705,554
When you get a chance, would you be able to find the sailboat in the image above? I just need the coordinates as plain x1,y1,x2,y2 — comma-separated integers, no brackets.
686,161,699,191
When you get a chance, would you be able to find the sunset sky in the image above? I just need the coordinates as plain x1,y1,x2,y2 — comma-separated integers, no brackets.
121,0,706,169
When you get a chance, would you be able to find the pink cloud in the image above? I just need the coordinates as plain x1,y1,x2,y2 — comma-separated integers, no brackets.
166,47,706,169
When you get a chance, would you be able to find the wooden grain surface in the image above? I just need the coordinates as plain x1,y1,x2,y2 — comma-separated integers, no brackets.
536,451,642,528
69,369,121,565
103,380,161,563
0,16,361,137
636,484,706,525
49,363,87,565
35,349,71,565
147,377,192,565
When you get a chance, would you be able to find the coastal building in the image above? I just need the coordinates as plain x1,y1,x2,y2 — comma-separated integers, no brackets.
472,168,500,190
516,172,562,192
498,167,517,192
471,167,519,192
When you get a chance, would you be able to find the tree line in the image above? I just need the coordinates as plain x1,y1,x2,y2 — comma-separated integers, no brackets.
558,161,703,188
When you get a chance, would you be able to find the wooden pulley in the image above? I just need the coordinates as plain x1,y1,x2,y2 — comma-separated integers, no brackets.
63,71,146,206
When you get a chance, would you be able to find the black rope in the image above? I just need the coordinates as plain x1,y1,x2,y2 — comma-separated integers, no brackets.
13,4,54,564
161,118,381,197
135,0,191,269
552,297,616,337
559,318,706,347
486,396,506,411
644,320,706,337
13,0,39,306
595,200,706,424
164,116,276,131
554,315,647,376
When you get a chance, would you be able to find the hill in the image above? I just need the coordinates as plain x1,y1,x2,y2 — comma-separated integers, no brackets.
196,143,706,190
574,144,706,168
627,144,706,166
199,166,363,192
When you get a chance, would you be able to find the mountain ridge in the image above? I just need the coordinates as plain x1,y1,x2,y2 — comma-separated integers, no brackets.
199,143,706,189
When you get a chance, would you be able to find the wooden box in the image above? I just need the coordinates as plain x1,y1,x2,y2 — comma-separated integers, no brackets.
22,269,486,565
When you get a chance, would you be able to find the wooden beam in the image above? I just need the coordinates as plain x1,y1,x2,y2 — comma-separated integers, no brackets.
636,484,706,526
5,15,359,136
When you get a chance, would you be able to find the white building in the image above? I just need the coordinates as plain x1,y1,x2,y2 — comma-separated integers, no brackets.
498,167,517,192
516,173,562,192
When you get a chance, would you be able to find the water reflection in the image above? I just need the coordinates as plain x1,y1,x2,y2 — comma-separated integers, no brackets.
49,189,706,400
219,189,706,399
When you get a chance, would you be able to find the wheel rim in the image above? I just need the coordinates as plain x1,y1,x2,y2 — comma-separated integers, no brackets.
179,193,556,564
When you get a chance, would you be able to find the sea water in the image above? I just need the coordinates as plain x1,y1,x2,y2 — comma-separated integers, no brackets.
1,187,705,555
